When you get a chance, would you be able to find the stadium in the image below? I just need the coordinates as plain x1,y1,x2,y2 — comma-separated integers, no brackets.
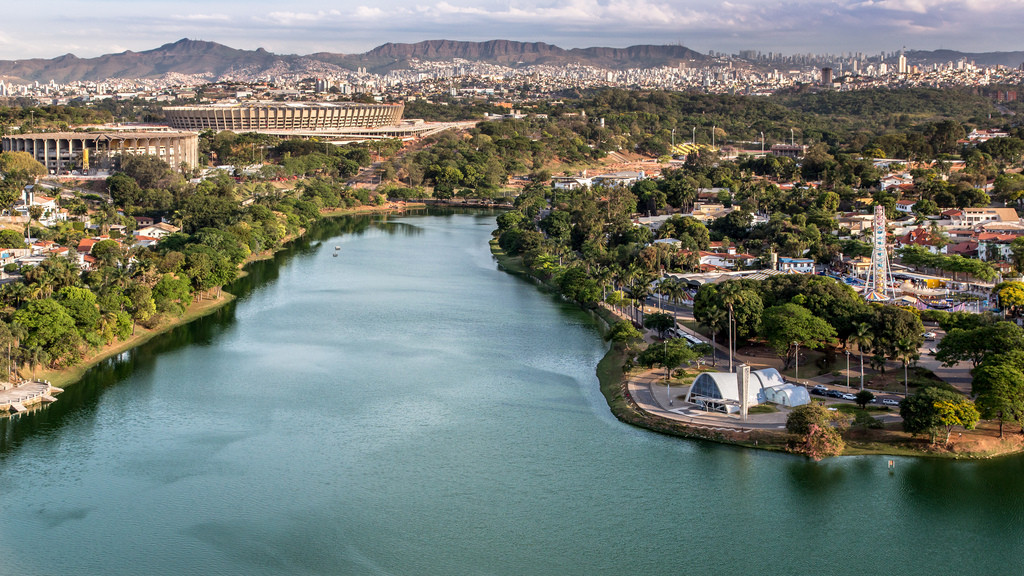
162,103,405,132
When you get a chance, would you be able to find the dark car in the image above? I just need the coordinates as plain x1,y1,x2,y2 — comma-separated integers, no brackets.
810,387,826,396
826,390,845,398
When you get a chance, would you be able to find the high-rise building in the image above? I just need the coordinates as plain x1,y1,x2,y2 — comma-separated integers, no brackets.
898,53,907,75
821,67,833,86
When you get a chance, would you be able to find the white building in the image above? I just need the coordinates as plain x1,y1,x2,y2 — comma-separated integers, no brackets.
686,368,810,414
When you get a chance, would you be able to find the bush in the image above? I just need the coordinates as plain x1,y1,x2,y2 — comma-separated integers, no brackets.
853,411,884,428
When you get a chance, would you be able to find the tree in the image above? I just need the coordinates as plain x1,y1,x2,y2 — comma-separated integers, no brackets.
785,403,846,460
125,282,156,334
90,239,123,268
605,320,642,344
900,387,980,444
760,303,837,370
119,154,175,189
636,338,700,386
557,267,600,307
643,312,676,339
855,390,875,408
936,322,1024,368
895,337,919,395
107,172,143,208
13,298,82,365
870,305,923,358
0,151,46,178
995,281,1024,318
848,321,873,389
972,363,1024,438
0,228,27,248
152,274,192,315
56,286,101,342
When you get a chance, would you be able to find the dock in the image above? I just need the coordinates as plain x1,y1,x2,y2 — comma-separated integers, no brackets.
0,381,62,415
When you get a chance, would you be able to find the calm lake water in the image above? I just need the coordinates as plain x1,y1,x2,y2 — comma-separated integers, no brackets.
1,211,1022,575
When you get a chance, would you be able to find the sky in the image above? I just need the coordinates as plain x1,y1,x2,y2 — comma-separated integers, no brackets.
1,0,1022,60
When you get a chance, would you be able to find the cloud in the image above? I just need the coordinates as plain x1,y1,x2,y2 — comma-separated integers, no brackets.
171,13,232,22
2,0,1024,59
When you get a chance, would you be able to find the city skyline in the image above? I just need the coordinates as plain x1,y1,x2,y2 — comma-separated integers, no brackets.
0,0,1022,61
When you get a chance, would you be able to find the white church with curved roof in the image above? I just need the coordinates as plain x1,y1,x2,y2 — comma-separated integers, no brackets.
685,367,810,414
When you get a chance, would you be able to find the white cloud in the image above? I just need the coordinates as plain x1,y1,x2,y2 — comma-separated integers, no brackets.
171,13,232,22
1,0,1024,59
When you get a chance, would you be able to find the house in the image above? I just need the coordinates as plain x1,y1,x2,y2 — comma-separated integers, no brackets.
551,176,593,190
895,199,917,214
777,257,815,273
134,216,156,227
135,222,181,239
698,249,757,269
688,202,733,223
976,232,1023,261
881,173,913,191
894,227,947,254
133,235,160,249
592,171,644,187
14,188,67,226
952,207,1020,227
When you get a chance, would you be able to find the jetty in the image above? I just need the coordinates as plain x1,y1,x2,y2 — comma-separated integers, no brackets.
0,380,63,415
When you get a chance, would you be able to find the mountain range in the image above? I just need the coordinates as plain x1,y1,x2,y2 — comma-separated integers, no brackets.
0,38,1020,84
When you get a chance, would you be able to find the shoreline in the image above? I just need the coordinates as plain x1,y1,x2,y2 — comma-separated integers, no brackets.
24,203,414,394
488,239,1024,460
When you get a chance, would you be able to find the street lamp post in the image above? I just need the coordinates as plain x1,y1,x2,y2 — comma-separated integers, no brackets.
728,304,734,372
692,126,696,145
671,128,675,149
760,131,764,154
665,339,673,406
845,350,851,388
860,351,865,391
793,341,800,381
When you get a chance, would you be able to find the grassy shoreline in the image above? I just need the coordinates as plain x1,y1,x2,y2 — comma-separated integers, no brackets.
29,203,412,392
489,240,1024,460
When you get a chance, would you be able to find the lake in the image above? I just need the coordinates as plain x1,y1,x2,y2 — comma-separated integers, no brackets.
1,210,1022,575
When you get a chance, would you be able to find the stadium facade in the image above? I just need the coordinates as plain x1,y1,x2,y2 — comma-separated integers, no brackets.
2,131,200,172
162,103,405,132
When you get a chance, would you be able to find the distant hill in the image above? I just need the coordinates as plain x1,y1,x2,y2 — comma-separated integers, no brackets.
2,39,1020,84
907,49,1024,68
0,38,707,83
0,39,297,83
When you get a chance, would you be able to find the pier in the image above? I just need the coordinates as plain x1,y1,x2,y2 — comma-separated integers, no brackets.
0,381,63,414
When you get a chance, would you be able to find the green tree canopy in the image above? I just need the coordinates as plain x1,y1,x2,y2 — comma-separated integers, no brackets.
900,386,980,444
760,303,837,369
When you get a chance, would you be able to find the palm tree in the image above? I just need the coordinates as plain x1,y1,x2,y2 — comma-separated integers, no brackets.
627,280,652,325
26,346,48,381
656,277,675,312
895,337,919,396
700,305,727,367
849,321,874,390
665,279,688,323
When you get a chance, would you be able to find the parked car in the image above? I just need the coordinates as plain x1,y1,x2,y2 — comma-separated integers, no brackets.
841,393,857,400
826,390,844,398
812,384,828,391
923,331,937,341
882,398,901,406
810,388,826,396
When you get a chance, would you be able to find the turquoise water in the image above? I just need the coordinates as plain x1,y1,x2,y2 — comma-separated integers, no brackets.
0,211,1021,575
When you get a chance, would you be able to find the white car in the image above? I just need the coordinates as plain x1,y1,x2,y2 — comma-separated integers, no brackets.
841,393,857,400
923,331,937,341
882,398,901,406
